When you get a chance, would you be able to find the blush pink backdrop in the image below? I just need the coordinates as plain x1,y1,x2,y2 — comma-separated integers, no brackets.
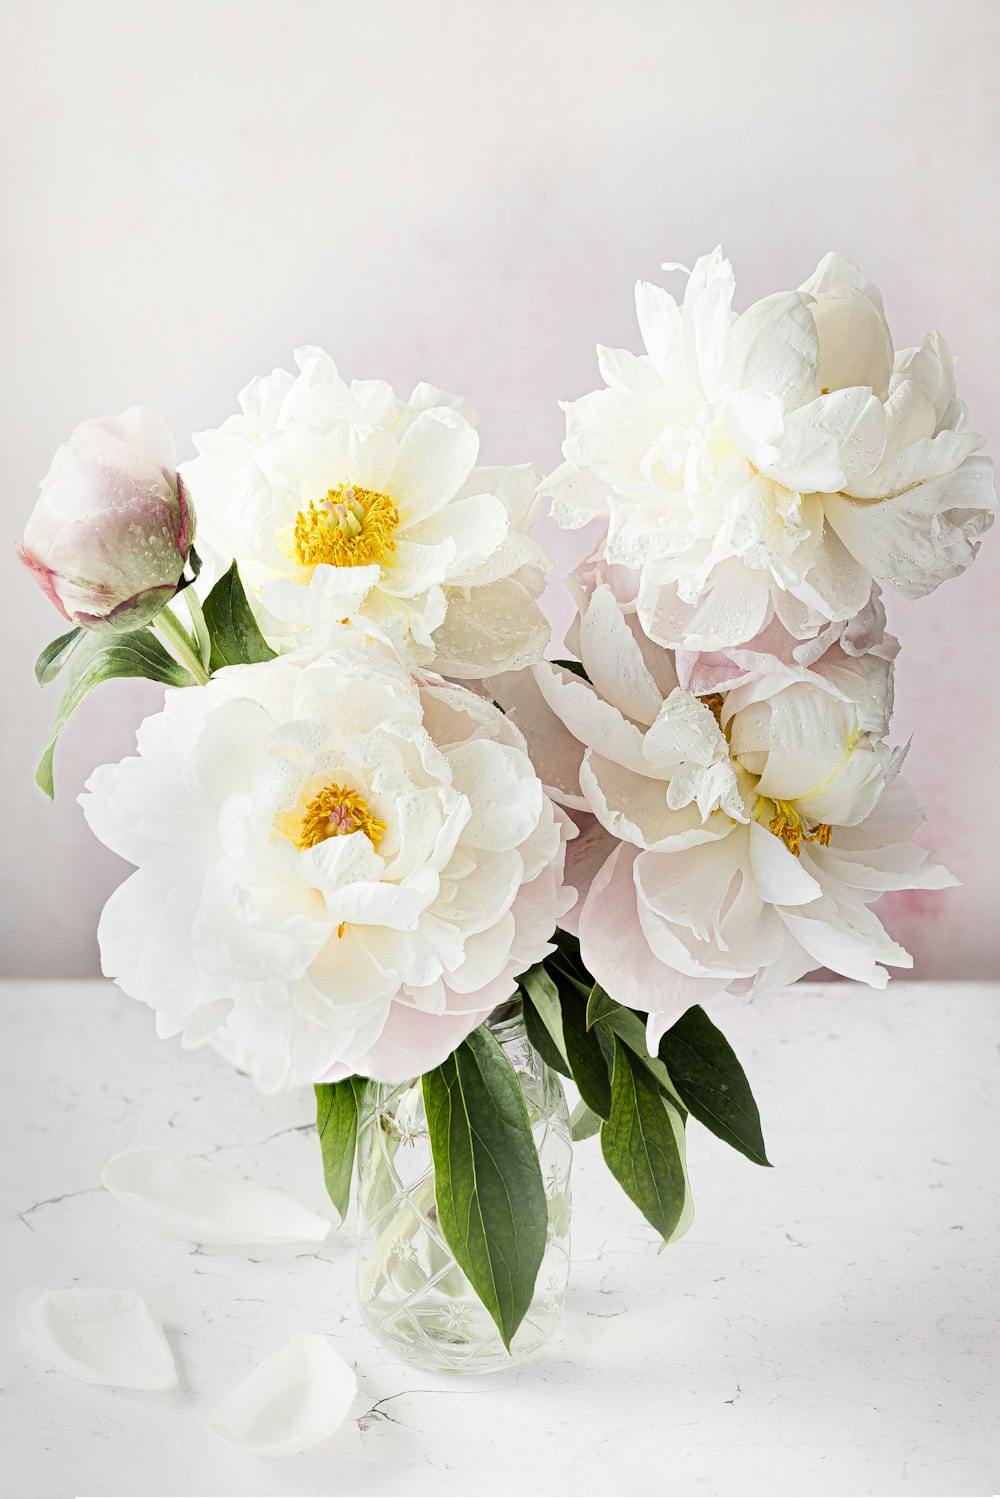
2,0,998,978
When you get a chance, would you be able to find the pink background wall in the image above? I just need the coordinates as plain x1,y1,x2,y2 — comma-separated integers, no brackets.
2,0,998,979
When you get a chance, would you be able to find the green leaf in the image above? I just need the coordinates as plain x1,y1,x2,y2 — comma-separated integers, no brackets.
422,1025,547,1350
314,1076,367,1222
202,561,276,670
561,989,613,1119
35,627,84,686
36,628,191,798
546,929,593,998
520,964,571,1077
601,1034,692,1244
543,936,614,1114
586,986,684,1108
522,995,571,1078
570,1099,602,1142
551,658,590,682
659,1006,771,1167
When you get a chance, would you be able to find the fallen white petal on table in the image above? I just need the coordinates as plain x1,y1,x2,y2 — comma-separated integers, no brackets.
207,1332,358,1457
101,1147,331,1246
23,1287,178,1390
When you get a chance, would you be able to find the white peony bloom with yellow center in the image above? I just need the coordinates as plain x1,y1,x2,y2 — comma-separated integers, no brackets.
181,347,551,677
80,634,574,1091
493,586,955,1046
548,250,995,650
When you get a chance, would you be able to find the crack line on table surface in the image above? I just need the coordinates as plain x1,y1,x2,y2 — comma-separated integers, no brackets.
198,1121,315,1158
360,1384,485,1424
19,1184,102,1228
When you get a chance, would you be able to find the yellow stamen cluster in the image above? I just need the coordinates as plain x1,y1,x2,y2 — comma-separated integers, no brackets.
281,782,388,852
766,798,833,857
284,484,399,570
699,692,725,729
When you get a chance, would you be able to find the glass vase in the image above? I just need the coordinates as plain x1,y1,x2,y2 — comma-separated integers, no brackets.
355,1005,573,1372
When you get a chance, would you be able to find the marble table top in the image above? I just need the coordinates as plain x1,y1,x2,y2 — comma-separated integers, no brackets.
1,979,997,1498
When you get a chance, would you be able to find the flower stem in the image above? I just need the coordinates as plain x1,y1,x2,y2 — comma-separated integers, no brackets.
157,603,211,685
182,587,212,672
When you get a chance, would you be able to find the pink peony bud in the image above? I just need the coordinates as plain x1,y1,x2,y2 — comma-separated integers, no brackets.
18,407,195,632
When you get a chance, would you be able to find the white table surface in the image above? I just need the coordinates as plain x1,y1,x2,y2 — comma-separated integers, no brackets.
0,979,997,1499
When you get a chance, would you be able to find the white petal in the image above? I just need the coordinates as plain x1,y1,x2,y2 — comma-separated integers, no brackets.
682,247,738,395
543,460,612,528
643,689,727,771
634,277,686,384
799,252,885,312
634,838,740,946
749,821,822,905
389,408,479,523
778,897,908,986
489,666,587,807
792,523,874,624
893,332,956,426
752,681,889,825
208,1333,357,1457
809,287,894,400
638,563,773,653
431,580,550,678
408,380,479,427
578,584,663,726
404,493,509,579
534,661,651,774
380,537,456,597
258,565,379,634
448,739,543,851
579,844,724,1014
23,1287,177,1390
766,387,886,492
596,343,664,398
101,1148,331,1245
326,869,439,928
581,750,730,852
723,291,818,407
826,456,995,598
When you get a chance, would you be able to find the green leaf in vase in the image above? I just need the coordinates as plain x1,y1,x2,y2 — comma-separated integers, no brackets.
422,1025,547,1350
585,986,684,1108
569,1099,602,1141
560,987,613,1119
601,1034,693,1245
520,962,572,1077
659,1006,771,1167
314,1076,367,1222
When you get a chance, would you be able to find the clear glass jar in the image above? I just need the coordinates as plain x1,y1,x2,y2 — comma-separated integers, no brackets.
355,1006,573,1372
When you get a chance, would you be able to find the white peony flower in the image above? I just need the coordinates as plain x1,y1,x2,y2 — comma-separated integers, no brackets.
548,249,994,650
181,347,551,676
494,586,955,1045
80,633,574,1091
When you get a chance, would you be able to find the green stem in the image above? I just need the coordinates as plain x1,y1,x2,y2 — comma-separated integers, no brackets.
183,587,211,671
157,603,211,685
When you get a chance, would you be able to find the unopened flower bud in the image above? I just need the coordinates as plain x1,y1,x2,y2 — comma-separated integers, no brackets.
18,408,194,632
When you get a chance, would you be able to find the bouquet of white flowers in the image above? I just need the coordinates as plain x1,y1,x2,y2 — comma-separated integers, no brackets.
20,254,994,1374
